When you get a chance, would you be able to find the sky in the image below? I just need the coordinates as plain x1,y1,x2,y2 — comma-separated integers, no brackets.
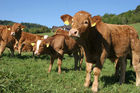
0,0,140,28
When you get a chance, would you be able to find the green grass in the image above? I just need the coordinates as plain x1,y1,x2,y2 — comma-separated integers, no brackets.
130,23,140,35
0,24,140,93
39,31,54,36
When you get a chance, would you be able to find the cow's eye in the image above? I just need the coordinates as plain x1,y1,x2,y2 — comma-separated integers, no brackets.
84,20,88,24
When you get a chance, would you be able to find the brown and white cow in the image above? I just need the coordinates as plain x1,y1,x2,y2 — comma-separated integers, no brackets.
0,23,25,57
61,11,140,92
34,33,82,73
17,31,48,55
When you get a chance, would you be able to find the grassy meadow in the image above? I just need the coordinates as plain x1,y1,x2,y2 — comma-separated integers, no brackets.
0,24,140,93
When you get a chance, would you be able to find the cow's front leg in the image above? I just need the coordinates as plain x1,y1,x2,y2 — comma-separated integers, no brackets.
132,50,140,86
18,43,24,55
84,62,93,87
92,49,107,92
57,57,62,74
48,56,55,73
10,47,15,57
79,48,84,70
73,52,79,70
57,50,63,74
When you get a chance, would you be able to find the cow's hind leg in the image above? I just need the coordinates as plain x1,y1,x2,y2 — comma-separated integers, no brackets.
114,58,120,78
119,56,127,84
132,51,140,86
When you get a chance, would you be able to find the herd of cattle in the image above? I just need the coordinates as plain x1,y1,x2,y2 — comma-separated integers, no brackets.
0,11,140,92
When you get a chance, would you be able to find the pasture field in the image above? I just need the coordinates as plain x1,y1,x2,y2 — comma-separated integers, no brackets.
0,24,140,93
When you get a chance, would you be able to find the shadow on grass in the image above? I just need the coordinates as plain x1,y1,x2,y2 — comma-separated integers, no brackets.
100,70,136,88
1,53,50,60
56,68,74,73
16,54,50,60
55,67,84,73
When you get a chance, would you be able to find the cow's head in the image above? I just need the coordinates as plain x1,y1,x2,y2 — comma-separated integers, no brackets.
34,39,50,56
11,23,25,36
61,11,101,38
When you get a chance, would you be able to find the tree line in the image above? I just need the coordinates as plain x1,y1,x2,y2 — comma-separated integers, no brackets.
102,5,140,24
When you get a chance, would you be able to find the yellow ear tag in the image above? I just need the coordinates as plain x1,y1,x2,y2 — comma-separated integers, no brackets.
91,23,96,27
21,28,24,30
31,43,35,46
64,20,69,25
8,28,11,30
46,43,50,47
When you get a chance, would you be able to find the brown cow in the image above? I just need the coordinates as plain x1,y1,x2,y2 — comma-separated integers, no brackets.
0,23,24,57
17,31,48,55
10,23,25,42
34,34,82,73
54,29,84,70
61,11,140,92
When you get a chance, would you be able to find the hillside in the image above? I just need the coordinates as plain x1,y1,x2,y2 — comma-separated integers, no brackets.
0,20,51,34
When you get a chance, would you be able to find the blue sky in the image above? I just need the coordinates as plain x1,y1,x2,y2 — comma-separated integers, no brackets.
0,0,140,27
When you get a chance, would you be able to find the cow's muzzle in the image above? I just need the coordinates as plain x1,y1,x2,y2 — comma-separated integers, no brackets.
11,32,15,36
69,29,80,37
34,51,40,56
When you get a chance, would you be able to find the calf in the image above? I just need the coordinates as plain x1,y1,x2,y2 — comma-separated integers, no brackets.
55,28,84,70
17,31,48,55
34,34,81,73
61,11,140,92
0,23,24,57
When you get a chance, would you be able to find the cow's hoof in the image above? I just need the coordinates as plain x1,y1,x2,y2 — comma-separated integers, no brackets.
136,80,140,86
91,86,98,93
84,82,90,87
48,71,51,73
58,71,61,74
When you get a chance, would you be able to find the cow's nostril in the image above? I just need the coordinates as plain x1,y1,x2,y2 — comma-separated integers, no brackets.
74,31,77,34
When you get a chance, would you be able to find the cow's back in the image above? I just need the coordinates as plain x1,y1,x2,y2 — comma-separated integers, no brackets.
20,32,43,43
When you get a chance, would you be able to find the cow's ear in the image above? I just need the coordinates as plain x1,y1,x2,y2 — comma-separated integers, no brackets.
91,16,102,27
46,42,50,47
31,43,35,46
21,25,25,30
7,25,11,30
61,14,72,25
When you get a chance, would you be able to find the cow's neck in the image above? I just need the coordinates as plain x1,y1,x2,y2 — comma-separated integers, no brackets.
15,31,22,41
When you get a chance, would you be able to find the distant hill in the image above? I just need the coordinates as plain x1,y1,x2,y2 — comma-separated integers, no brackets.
0,20,51,34
102,5,140,24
